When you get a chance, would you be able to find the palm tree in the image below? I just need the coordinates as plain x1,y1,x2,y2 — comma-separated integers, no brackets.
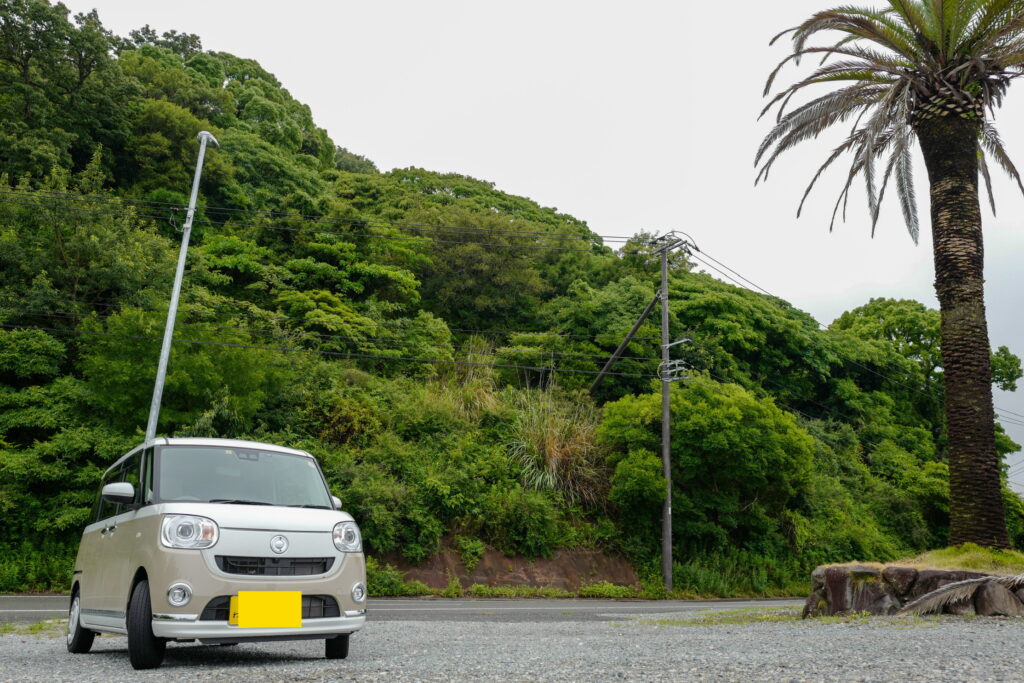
757,1,1024,549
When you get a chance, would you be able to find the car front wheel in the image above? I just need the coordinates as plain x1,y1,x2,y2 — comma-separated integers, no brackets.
127,580,166,670
325,633,350,659
66,592,95,654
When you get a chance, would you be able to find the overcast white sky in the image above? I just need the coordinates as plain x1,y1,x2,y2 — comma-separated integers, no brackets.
63,0,1024,488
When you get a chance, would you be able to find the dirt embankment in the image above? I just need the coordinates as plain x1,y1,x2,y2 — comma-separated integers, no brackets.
381,547,638,591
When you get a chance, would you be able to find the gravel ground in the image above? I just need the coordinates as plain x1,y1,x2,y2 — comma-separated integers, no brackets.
1,612,1022,681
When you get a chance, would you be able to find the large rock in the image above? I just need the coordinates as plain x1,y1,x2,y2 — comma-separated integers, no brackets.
822,566,854,614
806,565,1010,617
802,587,827,619
974,581,1024,617
909,570,990,600
818,565,899,615
882,566,918,598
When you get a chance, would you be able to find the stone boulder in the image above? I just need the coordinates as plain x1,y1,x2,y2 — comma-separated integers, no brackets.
804,564,1024,618
974,581,1024,617
881,566,917,598
809,565,899,616
909,570,990,600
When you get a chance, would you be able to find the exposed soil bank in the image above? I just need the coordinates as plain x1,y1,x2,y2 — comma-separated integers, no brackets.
382,548,639,591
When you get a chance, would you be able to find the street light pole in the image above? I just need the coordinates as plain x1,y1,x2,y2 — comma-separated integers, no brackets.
145,131,219,442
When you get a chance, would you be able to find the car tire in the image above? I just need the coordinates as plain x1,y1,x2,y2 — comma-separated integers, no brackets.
66,592,95,654
325,633,350,659
127,580,166,670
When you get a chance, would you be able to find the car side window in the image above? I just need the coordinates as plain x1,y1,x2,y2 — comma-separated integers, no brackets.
115,452,142,516
141,448,154,504
93,452,144,521
94,468,118,523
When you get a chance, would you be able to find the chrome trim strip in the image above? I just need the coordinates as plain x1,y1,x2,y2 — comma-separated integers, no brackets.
219,528,324,533
153,613,199,622
344,609,366,617
81,608,125,619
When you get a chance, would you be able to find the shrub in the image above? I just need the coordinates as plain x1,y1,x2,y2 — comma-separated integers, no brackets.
578,581,637,599
454,535,487,571
480,485,565,558
365,556,432,597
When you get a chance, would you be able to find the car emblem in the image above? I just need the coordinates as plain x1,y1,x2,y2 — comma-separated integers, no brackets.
270,535,289,554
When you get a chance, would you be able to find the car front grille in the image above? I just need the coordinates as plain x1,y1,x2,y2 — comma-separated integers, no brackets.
215,555,334,576
199,594,341,621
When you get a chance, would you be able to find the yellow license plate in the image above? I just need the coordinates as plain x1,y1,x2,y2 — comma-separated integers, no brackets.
229,591,302,628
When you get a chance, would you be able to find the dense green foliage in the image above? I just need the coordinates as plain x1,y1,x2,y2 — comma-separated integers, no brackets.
1,1,1022,594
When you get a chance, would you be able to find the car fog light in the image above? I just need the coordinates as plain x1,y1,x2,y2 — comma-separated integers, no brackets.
351,582,366,603
167,582,192,607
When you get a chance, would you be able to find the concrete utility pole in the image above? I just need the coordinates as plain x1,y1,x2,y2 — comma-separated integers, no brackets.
660,243,673,590
592,232,695,590
145,131,219,442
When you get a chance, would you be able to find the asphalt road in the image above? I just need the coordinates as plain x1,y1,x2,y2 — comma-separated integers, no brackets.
0,594,803,624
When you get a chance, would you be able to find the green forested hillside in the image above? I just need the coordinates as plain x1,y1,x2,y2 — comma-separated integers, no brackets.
1,1,1022,595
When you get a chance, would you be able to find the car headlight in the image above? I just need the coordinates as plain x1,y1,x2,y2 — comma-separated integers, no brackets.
333,521,362,552
160,515,219,549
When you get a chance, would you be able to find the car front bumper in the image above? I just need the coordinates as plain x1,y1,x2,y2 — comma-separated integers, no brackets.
151,610,365,641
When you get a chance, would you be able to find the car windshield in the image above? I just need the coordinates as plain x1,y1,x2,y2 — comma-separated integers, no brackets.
156,446,332,508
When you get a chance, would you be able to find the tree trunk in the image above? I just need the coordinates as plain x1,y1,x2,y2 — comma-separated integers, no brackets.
915,115,1009,549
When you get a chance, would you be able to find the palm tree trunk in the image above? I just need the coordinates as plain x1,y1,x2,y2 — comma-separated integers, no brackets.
915,115,1010,549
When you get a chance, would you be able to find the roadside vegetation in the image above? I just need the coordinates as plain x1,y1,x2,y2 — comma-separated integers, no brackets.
1,1,1023,597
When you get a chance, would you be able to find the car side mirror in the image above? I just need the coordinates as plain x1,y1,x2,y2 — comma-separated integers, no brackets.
331,495,342,510
102,482,135,505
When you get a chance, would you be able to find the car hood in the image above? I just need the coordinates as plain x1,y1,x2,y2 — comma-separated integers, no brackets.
158,503,354,532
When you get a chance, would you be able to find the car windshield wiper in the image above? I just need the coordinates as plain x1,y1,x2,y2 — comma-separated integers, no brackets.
286,504,331,509
207,498,273,505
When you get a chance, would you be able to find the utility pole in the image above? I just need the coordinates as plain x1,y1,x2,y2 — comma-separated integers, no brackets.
592,232,696,591
660,242,673,590
145,131,219,442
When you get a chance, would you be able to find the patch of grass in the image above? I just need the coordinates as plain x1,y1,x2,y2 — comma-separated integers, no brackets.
629,608,946,629
465,584,573,599
637,607,801,627
440,572,463,598
0,619,66,636
578,581,638,599
896,543,1024,574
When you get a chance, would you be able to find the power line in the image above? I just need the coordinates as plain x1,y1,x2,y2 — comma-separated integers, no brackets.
0,193,639,254
0,188,635,243
0,323,658,380
1,298,666,344
692,247,1024,430
9,309,663,364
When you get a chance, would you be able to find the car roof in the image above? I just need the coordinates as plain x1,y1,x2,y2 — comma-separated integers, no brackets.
102,438,312,477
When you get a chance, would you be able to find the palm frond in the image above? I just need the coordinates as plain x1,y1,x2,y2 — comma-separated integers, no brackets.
981,122,1024,193
761,1,1024,243
756,85,885,177
894,140,920,242
895,576,992,615
979,145,998,214
896,573,1024,615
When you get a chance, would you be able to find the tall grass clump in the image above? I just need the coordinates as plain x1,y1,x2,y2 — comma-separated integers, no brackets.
504,388,607,507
